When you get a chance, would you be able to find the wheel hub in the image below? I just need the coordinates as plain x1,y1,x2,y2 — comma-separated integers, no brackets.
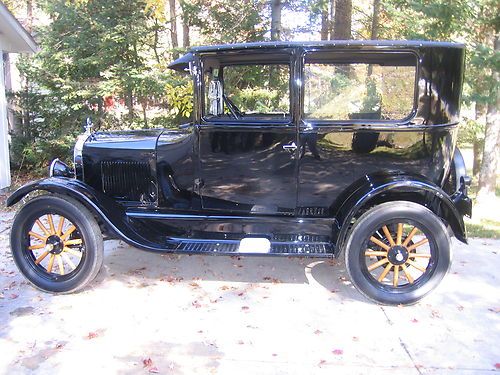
387,245,409,265
46,235,64,254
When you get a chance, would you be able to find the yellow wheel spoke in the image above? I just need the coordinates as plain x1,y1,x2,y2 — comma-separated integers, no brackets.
408,253,431,259
47,254,56,273
56,255,65,275
401,264,414,284
61,253,76,270
367,257,389,271
64,247,82,258
381,226,395,247
365,250,387,257
35,251,50,265
47,214,56,235
396,223,403,245
36,219,50,236
402,227,419,247
408,259,427,273
378,263,393,282
60,225,76,241
407,238,429,251
57,216,65,236
370,236,390,251
28,243,46,250
64,238,83,246
29,231,47,241
393,265,400,287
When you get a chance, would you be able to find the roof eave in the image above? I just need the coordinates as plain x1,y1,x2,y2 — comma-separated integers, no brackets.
0,1,38,53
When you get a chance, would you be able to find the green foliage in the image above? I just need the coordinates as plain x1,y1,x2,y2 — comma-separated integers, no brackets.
184,0,267,43
458,118,485,145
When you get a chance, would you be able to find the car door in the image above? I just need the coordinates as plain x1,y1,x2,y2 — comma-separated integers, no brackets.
197,54,298,215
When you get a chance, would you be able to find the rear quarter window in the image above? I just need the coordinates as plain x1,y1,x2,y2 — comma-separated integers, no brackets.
304,52,417,121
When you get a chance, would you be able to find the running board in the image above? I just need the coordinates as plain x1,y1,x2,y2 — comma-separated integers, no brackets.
170,235,334,257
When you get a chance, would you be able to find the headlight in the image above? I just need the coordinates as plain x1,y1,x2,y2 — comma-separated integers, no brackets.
49,159,73,178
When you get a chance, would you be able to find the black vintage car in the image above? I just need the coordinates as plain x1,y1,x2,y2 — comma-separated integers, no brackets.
7,41,472,305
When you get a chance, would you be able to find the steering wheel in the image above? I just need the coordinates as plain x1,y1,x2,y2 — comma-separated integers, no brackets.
223,94,243,120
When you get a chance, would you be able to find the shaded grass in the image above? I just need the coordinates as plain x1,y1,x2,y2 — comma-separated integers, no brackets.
466,220,500,239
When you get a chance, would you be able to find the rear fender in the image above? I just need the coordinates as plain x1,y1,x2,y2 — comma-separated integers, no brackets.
330,172,467,257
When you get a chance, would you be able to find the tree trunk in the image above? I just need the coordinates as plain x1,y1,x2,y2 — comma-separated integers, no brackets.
473,139,483,176
370,0,380,40
328,0,334,40
182,20,190,47
333,0,352,40
153,18,161,64
367,0,381,76
270,0,282,41
26,0,33,32
477,34,500,203
169,0,179,59
320,6,329,40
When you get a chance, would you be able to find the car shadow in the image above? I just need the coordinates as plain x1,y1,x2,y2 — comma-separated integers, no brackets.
94,240,364,303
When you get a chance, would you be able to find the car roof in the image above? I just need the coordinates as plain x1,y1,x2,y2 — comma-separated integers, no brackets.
168,40,464,71
189,40,465,53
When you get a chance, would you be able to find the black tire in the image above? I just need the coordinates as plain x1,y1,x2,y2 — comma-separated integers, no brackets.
10,195,103,293
344,201,451,305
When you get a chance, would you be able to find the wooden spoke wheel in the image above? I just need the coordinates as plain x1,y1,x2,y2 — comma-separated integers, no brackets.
27,213,85,277
10,195,103,293
345,201,451,305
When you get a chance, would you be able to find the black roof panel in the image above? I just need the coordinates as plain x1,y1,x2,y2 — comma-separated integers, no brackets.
190,40,464,53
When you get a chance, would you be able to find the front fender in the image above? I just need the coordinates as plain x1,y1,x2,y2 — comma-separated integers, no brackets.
6,177,167,251
331,171,467,256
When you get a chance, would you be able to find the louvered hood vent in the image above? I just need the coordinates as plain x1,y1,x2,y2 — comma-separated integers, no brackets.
101,161,157,202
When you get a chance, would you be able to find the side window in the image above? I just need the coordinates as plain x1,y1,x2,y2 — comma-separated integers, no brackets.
304,53,417,121
204,63,290,121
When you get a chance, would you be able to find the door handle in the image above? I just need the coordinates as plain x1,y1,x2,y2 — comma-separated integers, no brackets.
282,142,297,153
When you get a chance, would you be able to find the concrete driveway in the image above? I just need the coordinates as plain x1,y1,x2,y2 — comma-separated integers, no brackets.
0,211,499,374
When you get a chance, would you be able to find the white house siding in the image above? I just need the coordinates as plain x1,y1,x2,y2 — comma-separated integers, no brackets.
0,46,11,190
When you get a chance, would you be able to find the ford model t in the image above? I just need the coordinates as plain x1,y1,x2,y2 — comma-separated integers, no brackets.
7,41,471,305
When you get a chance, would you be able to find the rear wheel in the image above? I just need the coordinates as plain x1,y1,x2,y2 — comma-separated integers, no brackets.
344,201,451,305
10,195,103,293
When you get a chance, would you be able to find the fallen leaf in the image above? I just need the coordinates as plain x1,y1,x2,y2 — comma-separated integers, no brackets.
314,329,322,335
332,349,343,355
86,332,99,340
9,294,19,300
411,318,419,323
457,305,464,311
430,310,442,319
241,306,250,311
55,343,65,349
143,358,153,368
318,359,327,366
149,367,159,373
237,292,245,296
237,340,244,345
352,336,359,341
192,300,202,308
189,282,200,288
219,285,230,290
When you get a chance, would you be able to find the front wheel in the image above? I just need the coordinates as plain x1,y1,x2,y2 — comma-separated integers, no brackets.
344,201,451,305
10,195,103,293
